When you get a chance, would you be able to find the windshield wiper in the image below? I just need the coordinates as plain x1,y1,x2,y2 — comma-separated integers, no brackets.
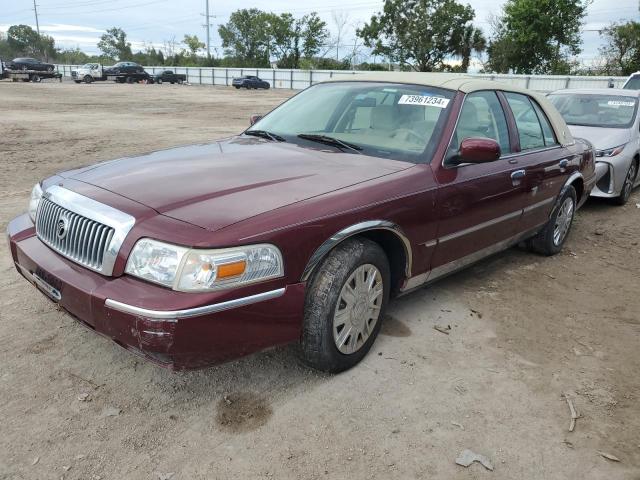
245,130,286,142
297,133,363,153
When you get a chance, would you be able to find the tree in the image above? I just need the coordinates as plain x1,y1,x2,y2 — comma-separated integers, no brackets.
219,9,328,69
183,34,205,56
456,25,486,72
599,21,640,76
97,27,133,60
218,9,271,67
7,24,55,59
486,0,589,74
357,0,479,72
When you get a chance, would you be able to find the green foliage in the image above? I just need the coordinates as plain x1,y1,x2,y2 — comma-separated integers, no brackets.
356,62,389,71
218,9,329,69
299,56,352,70
6,24,56,60
183,34,205,56
486,0,589,74
357,0,481,72
97,27,133,61
599,21,640,76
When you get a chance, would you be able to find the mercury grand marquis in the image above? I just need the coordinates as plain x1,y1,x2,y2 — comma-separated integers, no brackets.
7,74,596,372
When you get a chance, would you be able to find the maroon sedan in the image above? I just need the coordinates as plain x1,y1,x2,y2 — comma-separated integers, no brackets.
7,74,596,372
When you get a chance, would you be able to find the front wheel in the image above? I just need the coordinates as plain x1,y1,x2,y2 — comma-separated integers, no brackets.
299,238,390,373
529,186,577,256
614,160,638,206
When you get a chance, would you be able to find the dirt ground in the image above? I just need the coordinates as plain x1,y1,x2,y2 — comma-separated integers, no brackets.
0,81,639,480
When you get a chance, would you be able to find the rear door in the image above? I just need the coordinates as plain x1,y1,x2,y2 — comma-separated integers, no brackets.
501,92,573,232
430,90,526,278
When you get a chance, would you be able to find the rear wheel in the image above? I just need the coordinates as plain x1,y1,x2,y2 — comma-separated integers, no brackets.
157,78,163,84
83,75,93,84
31,74,41,82
614,160,638,206
74,80,81,84
299,238,390,373
126,76,134,84
47,66,54,73
529,186,577,256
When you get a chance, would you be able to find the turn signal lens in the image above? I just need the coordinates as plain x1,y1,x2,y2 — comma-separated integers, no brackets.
217,261,247,279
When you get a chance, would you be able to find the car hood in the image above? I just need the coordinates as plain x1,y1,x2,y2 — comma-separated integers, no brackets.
62,137,413,231
567,125,632,150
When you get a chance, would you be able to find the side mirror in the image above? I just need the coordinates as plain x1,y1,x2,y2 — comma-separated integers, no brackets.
249,114,263,126
459,137,501,163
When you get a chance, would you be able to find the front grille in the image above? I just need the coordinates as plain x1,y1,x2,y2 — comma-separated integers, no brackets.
36,197,115,272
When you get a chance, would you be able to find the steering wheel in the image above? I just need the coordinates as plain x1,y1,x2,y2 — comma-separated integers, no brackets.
393,128,424,144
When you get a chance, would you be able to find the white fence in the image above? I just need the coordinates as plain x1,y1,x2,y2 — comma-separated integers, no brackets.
55,65,627,92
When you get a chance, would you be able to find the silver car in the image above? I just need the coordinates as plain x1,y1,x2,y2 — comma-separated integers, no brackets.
548,89,640,205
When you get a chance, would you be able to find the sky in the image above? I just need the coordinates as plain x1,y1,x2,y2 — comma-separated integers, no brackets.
1,0,638,67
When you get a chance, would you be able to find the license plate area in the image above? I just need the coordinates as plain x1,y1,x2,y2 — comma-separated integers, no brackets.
32,271,62,302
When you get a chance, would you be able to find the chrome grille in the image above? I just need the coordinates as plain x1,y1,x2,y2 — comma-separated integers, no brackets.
36,197,115,272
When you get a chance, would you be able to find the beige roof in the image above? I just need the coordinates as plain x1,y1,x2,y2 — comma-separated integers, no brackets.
322,72,574,146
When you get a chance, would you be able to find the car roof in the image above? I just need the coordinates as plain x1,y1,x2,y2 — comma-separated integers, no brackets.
321,72,574,146
550,88,640,97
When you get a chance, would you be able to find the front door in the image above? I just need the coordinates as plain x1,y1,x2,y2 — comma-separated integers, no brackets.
429,90,524,279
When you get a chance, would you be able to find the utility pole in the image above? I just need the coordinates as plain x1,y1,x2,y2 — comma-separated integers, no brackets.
205,0,211,58
33,0,40,36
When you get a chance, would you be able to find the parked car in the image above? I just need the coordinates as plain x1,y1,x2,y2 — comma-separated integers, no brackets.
103,61,151,83
153,70,186,84
622,72,640,90
232,75,270,89
7,75,595,372
6,57,55,72
548,89,640,205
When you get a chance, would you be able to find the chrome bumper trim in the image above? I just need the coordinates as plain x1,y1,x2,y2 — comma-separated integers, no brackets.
104,287,286,320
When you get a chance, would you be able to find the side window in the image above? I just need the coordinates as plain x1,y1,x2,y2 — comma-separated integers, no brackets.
532,101,558,146
505,92,545,150
451,91,511,156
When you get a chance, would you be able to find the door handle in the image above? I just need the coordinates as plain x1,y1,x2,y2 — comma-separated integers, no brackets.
511,169,526,186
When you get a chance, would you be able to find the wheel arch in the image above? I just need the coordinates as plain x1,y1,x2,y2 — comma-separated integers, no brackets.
300,221,412,293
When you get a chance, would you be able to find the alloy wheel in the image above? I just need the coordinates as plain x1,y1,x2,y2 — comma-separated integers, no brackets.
553,197,575,246
621,162,637,202
332,264,383,355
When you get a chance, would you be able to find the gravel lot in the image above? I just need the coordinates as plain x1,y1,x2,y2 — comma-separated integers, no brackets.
0,81,639,480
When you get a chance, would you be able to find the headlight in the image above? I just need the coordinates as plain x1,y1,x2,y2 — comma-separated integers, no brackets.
28,183,43,222
125,239,284,292
596,144,626,157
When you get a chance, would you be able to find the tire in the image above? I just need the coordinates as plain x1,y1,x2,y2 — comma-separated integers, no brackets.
299,238,390,373
126,76,133,84
157,79,163,84
47,66,54,73
74,80,81,84
83,75,93,84
529,186,577,256
613,160,638,206
178,79,183,85
31,74,41,82
234,85,240,89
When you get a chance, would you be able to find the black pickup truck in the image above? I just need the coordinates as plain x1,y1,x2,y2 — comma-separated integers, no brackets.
153,70,187,84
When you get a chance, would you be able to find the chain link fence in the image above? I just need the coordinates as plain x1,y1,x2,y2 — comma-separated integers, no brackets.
54,65,627,92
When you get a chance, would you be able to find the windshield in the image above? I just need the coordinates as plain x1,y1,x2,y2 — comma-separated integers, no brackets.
248,82,455,163
548,93,638,129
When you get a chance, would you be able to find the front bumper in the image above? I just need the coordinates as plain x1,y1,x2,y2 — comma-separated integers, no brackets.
591,154,634,198
7,214,305,370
